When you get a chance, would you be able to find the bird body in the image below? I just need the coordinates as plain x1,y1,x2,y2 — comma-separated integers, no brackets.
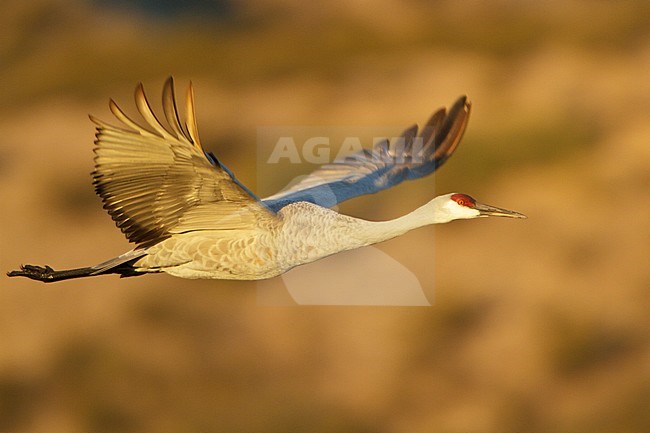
8,78,525,283
124,200,419,280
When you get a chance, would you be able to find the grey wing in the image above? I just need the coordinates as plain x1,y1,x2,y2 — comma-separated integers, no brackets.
261,96,471,212
92,77,274,248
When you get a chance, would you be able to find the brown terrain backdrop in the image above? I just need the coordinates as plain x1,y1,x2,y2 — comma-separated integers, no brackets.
1,0,648,432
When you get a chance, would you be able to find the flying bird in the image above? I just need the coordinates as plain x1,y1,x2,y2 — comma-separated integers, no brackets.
8,78,525,283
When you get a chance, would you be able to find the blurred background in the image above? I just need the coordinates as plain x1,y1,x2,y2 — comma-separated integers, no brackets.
1,0,649,431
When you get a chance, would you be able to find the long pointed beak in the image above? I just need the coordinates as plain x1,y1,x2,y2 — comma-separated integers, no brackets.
475,202,527,219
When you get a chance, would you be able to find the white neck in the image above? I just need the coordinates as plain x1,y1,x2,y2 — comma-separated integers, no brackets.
277,195,472,269
358,199,446,246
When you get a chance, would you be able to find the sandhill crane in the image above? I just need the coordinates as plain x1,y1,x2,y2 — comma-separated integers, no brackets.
8,78,525,283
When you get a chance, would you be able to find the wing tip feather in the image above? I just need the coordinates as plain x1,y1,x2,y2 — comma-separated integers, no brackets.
432,95,471,161
185,80,202,149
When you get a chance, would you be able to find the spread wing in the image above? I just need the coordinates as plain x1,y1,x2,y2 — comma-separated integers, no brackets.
261,96,471,212
92,77,274,247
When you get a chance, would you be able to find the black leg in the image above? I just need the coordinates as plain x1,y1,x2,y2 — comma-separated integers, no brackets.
7,264,96,283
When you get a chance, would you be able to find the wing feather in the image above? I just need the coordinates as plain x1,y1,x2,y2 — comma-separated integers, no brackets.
134,83,175,140
185,82,202,150
92,77,273,247
162,78,187,138
262,96,471,211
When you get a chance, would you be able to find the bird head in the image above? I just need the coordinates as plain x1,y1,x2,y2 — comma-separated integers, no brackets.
431,193,527,223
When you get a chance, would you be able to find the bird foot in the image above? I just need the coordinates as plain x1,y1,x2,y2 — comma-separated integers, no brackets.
7,264,56,281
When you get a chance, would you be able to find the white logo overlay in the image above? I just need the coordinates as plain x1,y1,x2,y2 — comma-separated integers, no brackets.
255,126,434,306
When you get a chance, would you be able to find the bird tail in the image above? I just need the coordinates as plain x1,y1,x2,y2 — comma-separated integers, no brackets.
7,249,147,283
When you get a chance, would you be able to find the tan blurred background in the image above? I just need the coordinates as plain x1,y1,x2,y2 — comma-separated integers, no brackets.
1,0,649,431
